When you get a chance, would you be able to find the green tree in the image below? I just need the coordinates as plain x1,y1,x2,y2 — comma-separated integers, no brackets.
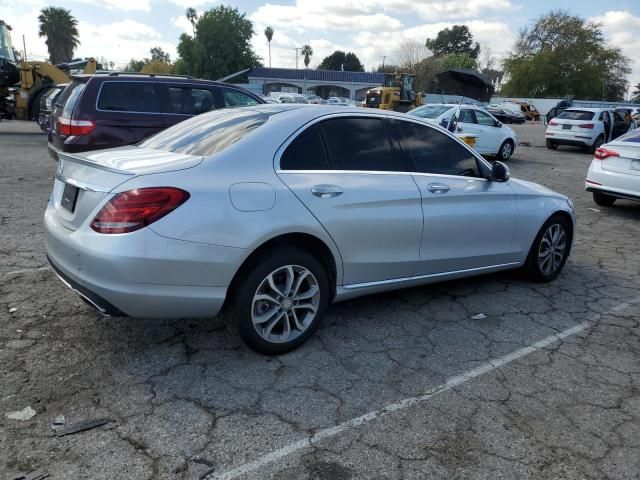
124,58,144,72
439,52,478,70
175,5,261,80
425,25,480,59
38,7,80,64
264,26,274,68
318,50,364,71
141,60,173,74
632,82,640,103
150,46,170,63
501,10,631,101
185,7,197,35
301,44,313,68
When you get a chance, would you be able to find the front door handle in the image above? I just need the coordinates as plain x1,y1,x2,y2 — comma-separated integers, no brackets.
426,183,450,194
311,185,343,198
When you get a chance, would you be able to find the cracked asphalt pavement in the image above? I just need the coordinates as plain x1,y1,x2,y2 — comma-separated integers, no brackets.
1,123,639,480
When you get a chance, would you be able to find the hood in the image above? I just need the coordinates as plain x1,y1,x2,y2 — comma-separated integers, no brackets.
509,178,563,197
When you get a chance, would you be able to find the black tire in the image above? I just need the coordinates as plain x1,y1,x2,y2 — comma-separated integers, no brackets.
589,135,604,154
546,139,558,150
225,247,330,355
498,139,514,161
29,88,48,122
523,215,572,283
593,191,616,207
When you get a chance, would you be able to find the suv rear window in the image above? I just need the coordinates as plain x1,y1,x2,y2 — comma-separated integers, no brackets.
557,110,595,121
97,82,162,113
55,81,86,117
140,108,267,156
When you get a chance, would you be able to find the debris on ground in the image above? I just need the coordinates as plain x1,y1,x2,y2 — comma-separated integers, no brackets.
13,470,50,480
9,307,17,313
5,406,36,420
471,313,487,320
588,208,601,213
53,417,115,437
52,415,66,428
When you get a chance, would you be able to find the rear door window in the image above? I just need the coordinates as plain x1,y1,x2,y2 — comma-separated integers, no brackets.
319,117,402,172
168,86,216,115
474,110,496,126
557,110,595,121
56,81,87,117
458,109,476,123
394,119,480,177
221,88,260,107
97,82,161,113
280,125,329,170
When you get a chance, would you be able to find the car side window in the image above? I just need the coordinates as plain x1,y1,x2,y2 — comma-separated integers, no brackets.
394,120,479,177
319,117,402,172
97,82,161,113
169,86,215,115
598,112,606,121
475,110,496,126
221,88,260,107
458,109,476,124
280,125,330,170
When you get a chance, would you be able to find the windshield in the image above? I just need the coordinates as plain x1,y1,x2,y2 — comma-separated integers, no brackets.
0,24,16,62
140,108,268,156
557,110,595,121
410,105,452,119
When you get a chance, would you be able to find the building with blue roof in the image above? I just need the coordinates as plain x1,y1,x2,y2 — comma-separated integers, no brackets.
247,67,384,100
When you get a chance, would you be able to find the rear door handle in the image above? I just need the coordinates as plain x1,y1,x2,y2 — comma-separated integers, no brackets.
311,185,343,198
426,183,450,194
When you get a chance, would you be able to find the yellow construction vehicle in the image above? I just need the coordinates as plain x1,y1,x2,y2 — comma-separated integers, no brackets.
0,19,97,120
364,73,422,112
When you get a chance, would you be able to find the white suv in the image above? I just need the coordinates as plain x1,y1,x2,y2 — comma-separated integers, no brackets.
545,108,629,153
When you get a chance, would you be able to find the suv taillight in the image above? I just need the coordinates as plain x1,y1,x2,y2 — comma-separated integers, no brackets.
91,187,190,234
594,148,620,161
549,120,557,126
578,123,594,129
58,116,96,136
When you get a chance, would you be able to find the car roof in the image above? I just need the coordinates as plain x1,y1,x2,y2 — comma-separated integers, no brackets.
564,107,607,112
72,73,238,87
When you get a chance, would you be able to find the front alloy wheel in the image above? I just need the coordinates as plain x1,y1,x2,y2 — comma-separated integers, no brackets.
252,265,320,344
524,215,571,282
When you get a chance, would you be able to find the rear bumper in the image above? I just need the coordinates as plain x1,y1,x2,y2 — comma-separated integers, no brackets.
44,201,249,318
545,131,595,147
585,160,640,201
585,186,640,202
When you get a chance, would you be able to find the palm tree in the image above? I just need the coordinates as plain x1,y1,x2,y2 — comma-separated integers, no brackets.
264,26,274,68
38,7,79,64
185,8,197,36
301,44,313,68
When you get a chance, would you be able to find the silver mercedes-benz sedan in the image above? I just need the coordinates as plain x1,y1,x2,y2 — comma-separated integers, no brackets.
45,104,576,354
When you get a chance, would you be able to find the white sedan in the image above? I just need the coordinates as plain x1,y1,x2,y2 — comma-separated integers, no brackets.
585,129,640,206
409,104,517,160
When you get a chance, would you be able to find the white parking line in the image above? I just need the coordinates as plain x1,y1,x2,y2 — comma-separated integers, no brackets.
5,266,49,277
211,300,637,480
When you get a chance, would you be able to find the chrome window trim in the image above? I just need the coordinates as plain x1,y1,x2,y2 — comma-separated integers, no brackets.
343,262,521,290
274,111,492,176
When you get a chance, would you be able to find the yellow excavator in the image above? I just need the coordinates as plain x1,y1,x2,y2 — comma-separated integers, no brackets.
364,73,422,112
0,20,96,120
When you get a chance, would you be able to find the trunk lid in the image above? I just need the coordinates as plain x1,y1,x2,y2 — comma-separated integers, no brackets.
53,146,202,231
599,144,640,176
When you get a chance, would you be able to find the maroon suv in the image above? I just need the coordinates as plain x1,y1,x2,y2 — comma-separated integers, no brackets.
48,73,264,160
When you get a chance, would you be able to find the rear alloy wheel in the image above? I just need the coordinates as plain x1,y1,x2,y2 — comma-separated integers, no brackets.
593,191,616,207
524,216,571,282
589,135,604,154
546,139,558,150
226,248,329,354
498,140,514,161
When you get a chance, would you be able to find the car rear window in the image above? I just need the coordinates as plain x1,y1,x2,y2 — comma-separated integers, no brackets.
97,82,162,113
557,110,595,121
618,129,640,143
140,108,267,156
55,81,86,117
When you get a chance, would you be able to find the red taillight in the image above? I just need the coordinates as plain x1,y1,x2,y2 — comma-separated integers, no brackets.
594,148,620,161
549,120,558,126
578,123,594,129
58,116,96,136
91,187,190,234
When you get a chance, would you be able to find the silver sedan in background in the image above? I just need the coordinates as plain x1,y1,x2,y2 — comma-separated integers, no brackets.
45,105,575,354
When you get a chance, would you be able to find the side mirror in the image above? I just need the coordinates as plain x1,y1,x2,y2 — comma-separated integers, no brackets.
491,161,510,182
496,121,502,128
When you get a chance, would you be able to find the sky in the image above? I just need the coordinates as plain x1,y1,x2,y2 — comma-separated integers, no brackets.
2,0,640,95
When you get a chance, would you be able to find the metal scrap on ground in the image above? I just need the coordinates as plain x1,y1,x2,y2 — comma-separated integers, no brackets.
52,417,115,437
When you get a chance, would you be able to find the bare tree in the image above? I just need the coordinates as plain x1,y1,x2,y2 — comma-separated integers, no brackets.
393,40,430,73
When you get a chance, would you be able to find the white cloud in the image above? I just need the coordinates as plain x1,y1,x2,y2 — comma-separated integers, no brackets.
168,0,217,7
591,10,640,94
74,0,151,12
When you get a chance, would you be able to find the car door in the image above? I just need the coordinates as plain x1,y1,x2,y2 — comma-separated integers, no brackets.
391,118,518,275
162,84,219,127
219,86,262,108
276,116,423,286
473,109,503,155
456,108,486,153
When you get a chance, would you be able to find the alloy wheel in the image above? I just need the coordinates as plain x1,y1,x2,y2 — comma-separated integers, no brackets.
537,223,567,276
251,265,321,344
501,142,513,160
